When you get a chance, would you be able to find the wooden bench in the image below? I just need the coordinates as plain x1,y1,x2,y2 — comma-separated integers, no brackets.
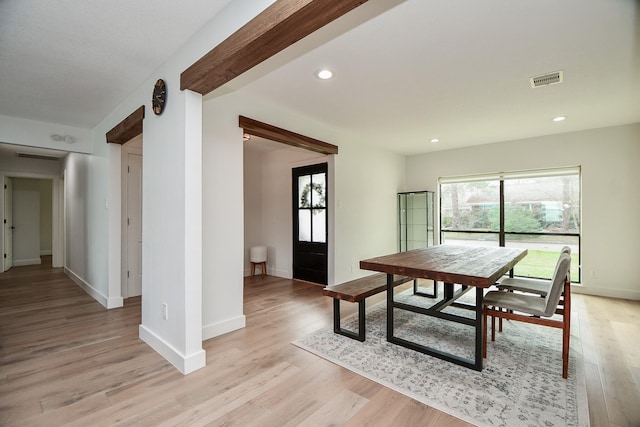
323,273,413,341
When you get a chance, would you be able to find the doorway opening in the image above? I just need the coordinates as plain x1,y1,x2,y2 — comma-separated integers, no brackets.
3,175,63,272
241,117,337,285
121,135,143,298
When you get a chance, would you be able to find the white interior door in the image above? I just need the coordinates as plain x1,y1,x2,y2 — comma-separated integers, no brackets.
3,177,13,271
126,153,143,297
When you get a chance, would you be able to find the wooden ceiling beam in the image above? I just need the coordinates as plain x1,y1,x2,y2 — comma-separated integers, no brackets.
240,116,338,155
105,106,145,144
181,0,369,95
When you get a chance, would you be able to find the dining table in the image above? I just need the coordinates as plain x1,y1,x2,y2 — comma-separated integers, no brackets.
359,244,528,371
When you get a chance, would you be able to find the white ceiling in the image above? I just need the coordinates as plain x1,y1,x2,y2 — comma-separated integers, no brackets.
1,0,639,156
0,0,233,128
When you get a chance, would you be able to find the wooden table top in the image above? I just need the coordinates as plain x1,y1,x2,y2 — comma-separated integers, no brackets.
359,245,528,288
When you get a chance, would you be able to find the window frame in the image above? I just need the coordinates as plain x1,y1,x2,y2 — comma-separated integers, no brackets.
439,167,581,282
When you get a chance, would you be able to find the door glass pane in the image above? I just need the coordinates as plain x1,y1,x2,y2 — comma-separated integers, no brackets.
312,209,326,242
311,173,326,207
298,175,311,208
298,209,311,242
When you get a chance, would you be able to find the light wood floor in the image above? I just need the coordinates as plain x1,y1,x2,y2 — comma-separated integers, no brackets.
1,261,639,426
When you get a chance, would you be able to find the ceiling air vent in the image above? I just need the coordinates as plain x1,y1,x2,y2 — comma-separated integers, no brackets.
16,152,60,161
530,70,563,88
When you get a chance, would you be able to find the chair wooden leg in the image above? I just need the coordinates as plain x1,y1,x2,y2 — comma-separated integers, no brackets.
250,262,255,277
562,280,571,379
562,326,569,379
491,308,496,342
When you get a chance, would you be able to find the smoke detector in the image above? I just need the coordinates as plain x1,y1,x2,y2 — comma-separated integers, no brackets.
530,70,563,88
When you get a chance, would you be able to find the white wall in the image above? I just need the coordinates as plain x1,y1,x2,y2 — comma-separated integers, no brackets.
63,155,91,282
332,140,406,283
243,146,263,275
201,94,245,341
40,179,52,255
0,115,92,154
243,145,327,278
61,147,114,310
405,123,640,300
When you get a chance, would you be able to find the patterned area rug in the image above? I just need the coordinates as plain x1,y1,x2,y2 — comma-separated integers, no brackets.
293,290,589,427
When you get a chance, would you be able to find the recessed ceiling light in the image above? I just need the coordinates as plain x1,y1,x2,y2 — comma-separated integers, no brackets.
552,116,566,122
316,69,333,80
430,138,440,143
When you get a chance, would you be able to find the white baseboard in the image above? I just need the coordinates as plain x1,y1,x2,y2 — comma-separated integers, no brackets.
272,267,292,279
40,250,52,256
572,284,640,301
64,267,108,308
64,267,123,308
243,266,291,279
13,258,42,267
107,296,124,308
202,315,246,341
139,324,206,375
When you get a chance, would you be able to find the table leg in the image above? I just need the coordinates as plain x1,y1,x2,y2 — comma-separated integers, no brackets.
386,273,394,341
444,282,454,300
474,287,484,370
414,279,438,298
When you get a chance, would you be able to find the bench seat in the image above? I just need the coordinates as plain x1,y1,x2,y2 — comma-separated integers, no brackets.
323,273,412,341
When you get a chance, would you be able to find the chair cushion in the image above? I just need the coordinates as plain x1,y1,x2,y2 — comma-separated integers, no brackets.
483,290,547,316
496,277,550,296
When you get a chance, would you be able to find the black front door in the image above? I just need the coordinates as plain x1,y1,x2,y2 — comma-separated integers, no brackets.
292,163,328,285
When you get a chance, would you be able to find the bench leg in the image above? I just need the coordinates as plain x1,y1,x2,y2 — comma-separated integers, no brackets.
333,298,366,342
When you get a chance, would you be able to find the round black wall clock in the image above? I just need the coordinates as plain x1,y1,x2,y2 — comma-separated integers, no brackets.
152,79,166,115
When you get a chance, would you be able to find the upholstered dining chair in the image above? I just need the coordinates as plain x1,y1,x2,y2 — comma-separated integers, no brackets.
493,246,572,332
496,246,571,297
483,253,572,378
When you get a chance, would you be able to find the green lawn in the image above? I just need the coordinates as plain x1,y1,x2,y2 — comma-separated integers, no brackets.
513,249,578,280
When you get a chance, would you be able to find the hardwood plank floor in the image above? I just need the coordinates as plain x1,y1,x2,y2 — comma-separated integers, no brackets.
1,261,639,426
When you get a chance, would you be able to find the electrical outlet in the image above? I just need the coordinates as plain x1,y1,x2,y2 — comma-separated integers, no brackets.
162,303,168,320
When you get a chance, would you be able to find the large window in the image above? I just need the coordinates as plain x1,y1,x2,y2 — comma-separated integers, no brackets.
440,167,581,282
